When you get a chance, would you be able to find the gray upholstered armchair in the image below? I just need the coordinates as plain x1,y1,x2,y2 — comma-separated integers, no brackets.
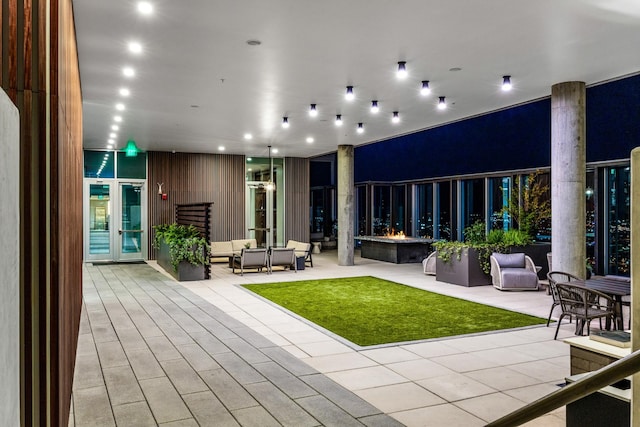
490,252,539,291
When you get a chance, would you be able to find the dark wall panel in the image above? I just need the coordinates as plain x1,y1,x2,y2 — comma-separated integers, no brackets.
1,0,83,425
147,151,245,259
285,157,310,243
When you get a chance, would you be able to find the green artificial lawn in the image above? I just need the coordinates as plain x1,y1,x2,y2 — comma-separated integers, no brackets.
243,276,547,346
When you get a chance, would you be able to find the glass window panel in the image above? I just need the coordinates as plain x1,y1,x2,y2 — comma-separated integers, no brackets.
392,185,406,235
372,185,391,235
607,166,630,276
461,178,485,234
84,150,115,178
436,181,451,240
488,177,510,230
356,186,368,236
311,189,325,235
117,151,147,179
586,171,595,271
89,184,111,254
415,183,434,238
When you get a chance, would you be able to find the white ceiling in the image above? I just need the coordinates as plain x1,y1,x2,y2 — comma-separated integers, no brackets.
74,0,640,159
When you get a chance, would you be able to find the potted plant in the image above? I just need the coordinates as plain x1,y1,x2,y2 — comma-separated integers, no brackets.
153,223,210,281
434,222,504,287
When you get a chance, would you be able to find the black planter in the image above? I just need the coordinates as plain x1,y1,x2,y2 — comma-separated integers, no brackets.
435,247,491,287
508,242,551,280
157,240,206,281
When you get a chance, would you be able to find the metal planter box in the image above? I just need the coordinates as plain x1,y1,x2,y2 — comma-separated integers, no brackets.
435,247,491,287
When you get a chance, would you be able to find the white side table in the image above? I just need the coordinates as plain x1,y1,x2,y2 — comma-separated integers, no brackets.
311,242,321,254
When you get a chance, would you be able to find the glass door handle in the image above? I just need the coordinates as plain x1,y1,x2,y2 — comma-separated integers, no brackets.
119,229,144,235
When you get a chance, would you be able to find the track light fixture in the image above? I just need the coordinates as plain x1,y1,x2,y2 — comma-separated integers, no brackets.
357,122,364,134
392,111,400,123
345,86,355,101
309,104,318,117
438,96,447,110
502,75,512,91
397,61,408,79
282,117,290,128
335,114,343,126
371,100,379,113
420,80,431,96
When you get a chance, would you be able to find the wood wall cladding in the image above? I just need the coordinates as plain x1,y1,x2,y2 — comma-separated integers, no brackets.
1,0,83,425
147,152,245,259
284,157,310,243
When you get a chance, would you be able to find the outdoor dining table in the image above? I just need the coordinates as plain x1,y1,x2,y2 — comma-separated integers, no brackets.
577,276,631,331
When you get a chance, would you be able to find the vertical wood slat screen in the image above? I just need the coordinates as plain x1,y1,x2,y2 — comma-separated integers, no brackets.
1,0,83,425
285,157,310,242
147,152,245,259
175,203,213,279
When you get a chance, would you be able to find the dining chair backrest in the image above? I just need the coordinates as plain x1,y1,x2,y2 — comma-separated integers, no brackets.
241,248,267,267
269,247,295,266
547,271,581,302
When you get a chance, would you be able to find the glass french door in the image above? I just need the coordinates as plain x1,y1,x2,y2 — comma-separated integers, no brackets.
84,180,146,262
246,181,274,248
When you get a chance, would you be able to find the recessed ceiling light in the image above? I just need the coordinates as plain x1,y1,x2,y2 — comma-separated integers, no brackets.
306,137,314,143
115,103,125,111
282,117,289,128
272,148,279,154
122,67,135,77
128,41,142,54
119,88,130,97
107,144,113,149
357,122,364,134
420,81,431,96
218,146,225,151
309,104,318,117
244,133,253,140
502,75,512,91
108,139,115,144
248,168,253,172
392,111,400,123
109,132,116,138
397,61,408,79
111,125,119,131
438,96,447,110
335,114,343,126
114,116,122,122
345,86,354,101
137,1,153,15
370,100,379,114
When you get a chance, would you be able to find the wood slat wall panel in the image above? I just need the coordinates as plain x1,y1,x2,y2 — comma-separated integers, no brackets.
2,0,83,425
285,157,310,243
148,152,245,259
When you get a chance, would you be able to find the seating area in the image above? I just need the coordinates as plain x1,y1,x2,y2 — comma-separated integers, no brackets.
228,241,312,275
489,252,539,291
210,238,257,261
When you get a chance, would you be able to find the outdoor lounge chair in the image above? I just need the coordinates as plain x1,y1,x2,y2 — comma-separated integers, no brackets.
489,252,539,291
268,247,296,273
554,283,615,340
232,248,268,276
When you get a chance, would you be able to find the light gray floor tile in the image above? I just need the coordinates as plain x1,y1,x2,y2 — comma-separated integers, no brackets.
183,391,240,427
326,366,407,390
253,361,317,398
304,351,378,373
178,343,221,372
73,353,105,391
200,369,258,410
356,382,445,413
126,347,165,380
392,403,486,427
145,335,182,361
139,377,192,423
112,401,156,427
417,372,496,402
360,346,422,364
466,366,541,391
232,406,281,427
213,351,265,384
72,385,115,427
221,337,271,364
296,395,363,427
95,341,128,368
246,381,318,427
160,358,209,395
301,373,383,419
103,365,145,406
189,330,231,355
386,358,456,381
454,392,527,423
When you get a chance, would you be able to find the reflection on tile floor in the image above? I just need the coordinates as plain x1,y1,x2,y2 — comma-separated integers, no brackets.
71,250,585,426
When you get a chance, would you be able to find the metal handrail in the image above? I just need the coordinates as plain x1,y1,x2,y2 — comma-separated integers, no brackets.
487,347,640,426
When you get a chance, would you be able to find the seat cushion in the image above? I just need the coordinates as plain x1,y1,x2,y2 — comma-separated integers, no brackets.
501,268,538,289
493,252,526,268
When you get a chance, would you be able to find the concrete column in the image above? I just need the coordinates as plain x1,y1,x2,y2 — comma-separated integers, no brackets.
631,148,640,426
551,82,586,278
0,89,20,426
337,145,354,266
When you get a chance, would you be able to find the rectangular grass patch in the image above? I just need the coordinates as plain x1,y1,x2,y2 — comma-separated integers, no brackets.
243,276,547,346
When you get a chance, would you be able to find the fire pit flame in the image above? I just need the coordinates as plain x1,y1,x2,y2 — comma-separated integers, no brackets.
384,229,406,239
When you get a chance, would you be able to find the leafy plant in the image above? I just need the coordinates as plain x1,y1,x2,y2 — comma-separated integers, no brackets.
463,221,486,245
501,229,533,247
153,223,210,272
503,171,551,240
486,229,504,245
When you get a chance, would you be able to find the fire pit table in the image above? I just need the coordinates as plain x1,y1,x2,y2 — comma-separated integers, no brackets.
358,235,433,264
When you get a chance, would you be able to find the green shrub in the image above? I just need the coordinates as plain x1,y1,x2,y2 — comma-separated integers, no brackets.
502,229,533,247
463,221,486,245
153,223,210,271
486,229,504,245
